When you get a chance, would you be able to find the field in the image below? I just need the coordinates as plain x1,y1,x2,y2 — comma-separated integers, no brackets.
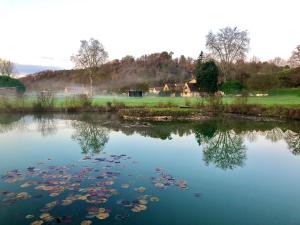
0,95,300,109
91,95,300,107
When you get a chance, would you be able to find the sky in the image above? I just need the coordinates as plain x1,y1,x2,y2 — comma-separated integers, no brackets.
0,0,299,69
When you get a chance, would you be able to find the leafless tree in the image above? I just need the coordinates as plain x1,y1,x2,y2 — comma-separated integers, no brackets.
0,58,14,76
71,38,108,96
269,57,288,67
289,45,300,68
206,27,250,81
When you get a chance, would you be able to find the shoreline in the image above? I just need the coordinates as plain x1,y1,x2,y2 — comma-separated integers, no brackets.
1,104,300,121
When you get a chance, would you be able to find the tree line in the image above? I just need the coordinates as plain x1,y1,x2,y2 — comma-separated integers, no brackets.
68,26,300,95
11,26,300,93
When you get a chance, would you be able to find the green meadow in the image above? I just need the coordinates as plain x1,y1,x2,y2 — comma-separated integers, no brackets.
0,95,300,110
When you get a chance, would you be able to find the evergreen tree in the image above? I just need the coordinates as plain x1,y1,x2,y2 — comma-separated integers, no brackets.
195,60,219,93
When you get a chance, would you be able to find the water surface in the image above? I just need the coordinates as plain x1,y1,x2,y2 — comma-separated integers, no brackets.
0,113,300,225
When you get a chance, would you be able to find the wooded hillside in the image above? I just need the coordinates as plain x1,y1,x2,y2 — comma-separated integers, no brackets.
20,51,300,93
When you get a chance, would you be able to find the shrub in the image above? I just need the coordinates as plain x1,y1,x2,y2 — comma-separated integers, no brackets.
64,94,91,111
0,96,12,110
33,91,55,111
0,75,26,94
205,96,223,112
220,80,244,94
233,96,248,105
246,74,280,91
195,97,205,108
112,98,125,108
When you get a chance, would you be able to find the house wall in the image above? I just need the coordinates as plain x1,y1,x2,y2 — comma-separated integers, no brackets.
163,85,170,91
149,88,160,94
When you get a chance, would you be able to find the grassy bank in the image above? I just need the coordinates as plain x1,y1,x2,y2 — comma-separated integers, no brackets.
119,104,300,121
92,95,300,107
0,94,300,120
1,94,300,109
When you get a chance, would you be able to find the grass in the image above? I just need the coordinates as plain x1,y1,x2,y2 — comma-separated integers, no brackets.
91,96,300,107
1,93,300,120
267,88,300,97
0,95,299,110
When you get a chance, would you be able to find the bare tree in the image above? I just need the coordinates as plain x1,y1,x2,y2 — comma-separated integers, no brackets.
289,45,300,68
269,57,288,67
71,38,108,96
0,58,14,76
206,27,250,81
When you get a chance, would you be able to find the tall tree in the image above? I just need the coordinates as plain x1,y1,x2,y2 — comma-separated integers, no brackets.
195,60,219,93
0,58,14,76
206,27,250,81
289,45,300,68
71,38,108,96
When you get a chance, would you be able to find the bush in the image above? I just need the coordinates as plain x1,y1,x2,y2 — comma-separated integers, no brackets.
0,76,26,94
112,98,125,108
220,80,244,94
0,96,12,110
267,88,300,96
64,94,91,111
33,91,55,111
246,74,280,91
233,96,248,105
195,97,205,108
205,96,223,112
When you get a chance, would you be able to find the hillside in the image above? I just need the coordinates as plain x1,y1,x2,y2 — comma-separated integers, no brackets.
20,52,300,93
15,64,63,77
20,52,194,92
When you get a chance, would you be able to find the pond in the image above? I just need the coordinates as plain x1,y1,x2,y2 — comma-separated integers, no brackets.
0,113,300,225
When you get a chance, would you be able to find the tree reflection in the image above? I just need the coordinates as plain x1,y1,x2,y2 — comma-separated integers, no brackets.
265,128,285,142
194,120,218,146
71,121,109,155
0,114,25,134
202,130,246,170
194,121,247,170
284,130,300,155
34,114,58,136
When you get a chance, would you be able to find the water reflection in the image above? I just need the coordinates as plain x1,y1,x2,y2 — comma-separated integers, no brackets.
285,130,300,155
33,114,58,137
242,129,300,156
71,120,109,155
0,114,299,170
0,114,25,134
194,121,246,170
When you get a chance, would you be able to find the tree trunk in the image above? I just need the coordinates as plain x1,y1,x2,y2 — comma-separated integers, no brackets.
89,72,93,97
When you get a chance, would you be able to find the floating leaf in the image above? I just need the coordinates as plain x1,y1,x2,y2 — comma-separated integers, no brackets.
30,220,44,225
134,186,146,193
81,220,92,225
121,183,130,188
25,214,35,219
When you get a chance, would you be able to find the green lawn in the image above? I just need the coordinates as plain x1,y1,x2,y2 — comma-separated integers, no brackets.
1,95,299,110
91,95,300,107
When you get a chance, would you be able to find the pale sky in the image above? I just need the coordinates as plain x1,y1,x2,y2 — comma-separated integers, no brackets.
0,0,299,69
